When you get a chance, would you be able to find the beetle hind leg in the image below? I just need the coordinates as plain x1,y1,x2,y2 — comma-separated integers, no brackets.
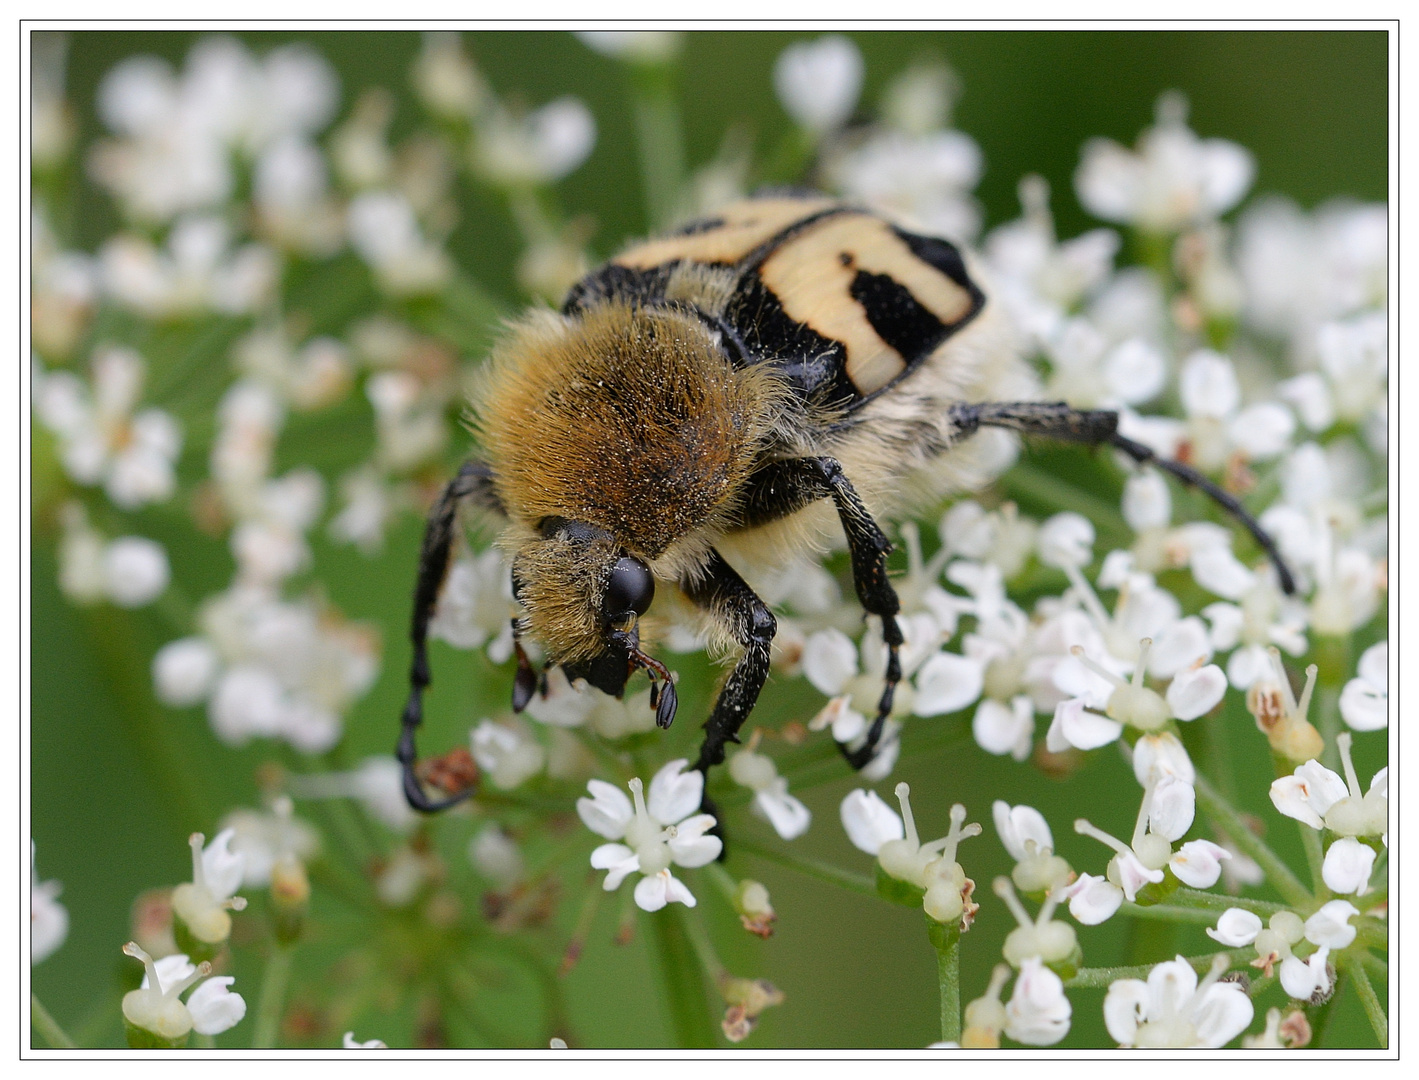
950,401,1296,595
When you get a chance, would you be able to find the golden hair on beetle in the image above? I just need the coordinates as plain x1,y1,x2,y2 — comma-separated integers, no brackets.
473,301,788,662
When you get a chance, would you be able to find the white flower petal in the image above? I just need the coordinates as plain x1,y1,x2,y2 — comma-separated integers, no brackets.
1102,977,1149,1046
1148,617,1210,678
201,829,246,900
1169,839,1228,888
754,788,812,840
1192,980,1255,1048
1148,777,1196,842
1048,698,1123,752
1179,350,1240,419
1304,899,1358,949
972,696,1034,761
1113,850,1164,902
773,35,863,133
1357,640,1387,689
1206,907,1262,947
912,651,984,716
1122,469,1171,532
647,759,702,826
576,780,633,840
186,976,246,1036
1165,663,1226,721
802,629,858,696
839,789,903,855
153,637,221,708
1280,948,1331,1001
1321,837,1376,895
1132,732,1195,786
1228,402,1295,460
1037,512,1095,569
1003,957,1072,1046
992,801,1054,862
590,844,639,891
1062,873,1123,925
633,871,668,912
667,815,724,867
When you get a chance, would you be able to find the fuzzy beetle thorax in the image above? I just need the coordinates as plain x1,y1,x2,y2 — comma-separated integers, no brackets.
474,302,786,663
476,302,785,558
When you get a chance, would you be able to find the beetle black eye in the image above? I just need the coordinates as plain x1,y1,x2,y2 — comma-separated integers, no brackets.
605,556,655,621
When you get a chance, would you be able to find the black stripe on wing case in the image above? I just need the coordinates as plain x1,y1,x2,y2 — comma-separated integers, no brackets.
891,226,986,317
848,269,949,366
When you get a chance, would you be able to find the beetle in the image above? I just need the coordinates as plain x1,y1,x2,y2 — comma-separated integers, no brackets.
397,192,1293,811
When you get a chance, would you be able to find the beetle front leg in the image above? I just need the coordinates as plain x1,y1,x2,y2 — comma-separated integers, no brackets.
682,549,777,778
398,459,499,813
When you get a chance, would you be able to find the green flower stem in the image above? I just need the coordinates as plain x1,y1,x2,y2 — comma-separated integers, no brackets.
649,906,719,1048
732,837,877,899
252,943,293,1049
558,880,604,977
195,1033,216,1049
1170,887,1289,916
1194,774,1311,909
1307,969,1343,1048
929,921,961,1045
1064,948,1250,989
1356,917,1387,950
1298,823,1327,897
1359,952,1387,986
1349,960,1387,1048
79,607,213,829
702,860,742,906
1118,901,1232,926
630,66,687,229
679,902,728,984
998,462,1131,542
30,993,76,1049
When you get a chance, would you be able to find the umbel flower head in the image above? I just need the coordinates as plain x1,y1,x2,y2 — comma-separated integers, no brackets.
121,942,247,1048
1270,732,1387,839
1104,954,1253,1048
577,759,722,912
841,783,981,927
170,829,247,952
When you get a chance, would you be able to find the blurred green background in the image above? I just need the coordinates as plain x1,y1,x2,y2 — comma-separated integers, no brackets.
32,29,1387,1049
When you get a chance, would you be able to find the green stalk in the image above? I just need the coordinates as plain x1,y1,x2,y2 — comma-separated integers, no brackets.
1064,949,1249,989
30,993,76,1049
732,837,877,898
1349,961,1387,1048
1298,823,1327,897
649,907,718,1048
251,944,293,1049
1194,775,1311,908
702,861,742,906
997,462,1131,541
1169,887,1288,916
631,80,687,229
1118,902,1232,926
1307,970,1343,1047
930,922,961,1044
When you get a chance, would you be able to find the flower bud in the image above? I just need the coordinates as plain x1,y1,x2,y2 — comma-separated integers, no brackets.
720,977,784,1043
270,854,310,945
733,879,776,938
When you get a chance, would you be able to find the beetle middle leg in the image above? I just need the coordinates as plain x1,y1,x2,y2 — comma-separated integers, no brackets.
738,456,904,771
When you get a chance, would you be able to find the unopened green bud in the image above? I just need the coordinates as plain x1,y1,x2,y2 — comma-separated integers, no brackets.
270,854,310,945
733,879,776,938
